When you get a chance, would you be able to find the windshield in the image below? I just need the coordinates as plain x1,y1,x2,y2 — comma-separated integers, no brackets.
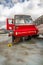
14,15,33,25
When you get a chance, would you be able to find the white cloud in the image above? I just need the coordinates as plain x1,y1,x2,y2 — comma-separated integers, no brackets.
0,16,6,21
1,7,11,16
0,0,43,22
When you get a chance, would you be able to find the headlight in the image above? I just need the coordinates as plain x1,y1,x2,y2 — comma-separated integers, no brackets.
9,27,12,29
16,32,18,35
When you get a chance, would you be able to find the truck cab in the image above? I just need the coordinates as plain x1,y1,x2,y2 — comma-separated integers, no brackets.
6,15,38,44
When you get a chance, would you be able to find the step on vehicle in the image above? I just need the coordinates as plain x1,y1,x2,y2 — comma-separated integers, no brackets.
6,15,38,45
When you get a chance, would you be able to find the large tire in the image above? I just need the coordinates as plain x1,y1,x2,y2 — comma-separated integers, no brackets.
25,36,31,41
33,35,39,38
12,35,20,45
12,35,15,45
28,36,31,40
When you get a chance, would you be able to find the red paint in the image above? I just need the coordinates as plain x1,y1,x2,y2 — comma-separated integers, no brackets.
13,25,38,37
6,18,15,30
6,15,38,37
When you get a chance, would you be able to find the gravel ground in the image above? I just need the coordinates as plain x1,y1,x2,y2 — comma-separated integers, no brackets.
0,34,43,65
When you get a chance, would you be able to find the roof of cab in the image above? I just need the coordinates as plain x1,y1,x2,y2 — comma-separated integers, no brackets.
15,14,31,17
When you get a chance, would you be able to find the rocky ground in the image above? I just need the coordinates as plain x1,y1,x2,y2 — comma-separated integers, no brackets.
0,34,43,65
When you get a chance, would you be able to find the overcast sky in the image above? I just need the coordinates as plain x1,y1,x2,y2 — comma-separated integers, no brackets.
0,0,43,22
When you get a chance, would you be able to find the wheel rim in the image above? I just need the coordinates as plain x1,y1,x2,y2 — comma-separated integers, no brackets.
14,37,20,43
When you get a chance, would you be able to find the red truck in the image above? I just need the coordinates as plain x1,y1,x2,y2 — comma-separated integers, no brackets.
6,15,38,44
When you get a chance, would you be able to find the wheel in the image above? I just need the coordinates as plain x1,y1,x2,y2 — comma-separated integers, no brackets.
12,35,15,45
12,35,20,45
28,36,31,40
25,36,31,41
33,35,39,38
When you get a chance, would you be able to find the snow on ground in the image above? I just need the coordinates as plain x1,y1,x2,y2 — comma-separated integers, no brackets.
0,34,12,42
0,38,43,65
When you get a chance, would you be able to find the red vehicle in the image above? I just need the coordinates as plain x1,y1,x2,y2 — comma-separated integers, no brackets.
6,15,38,44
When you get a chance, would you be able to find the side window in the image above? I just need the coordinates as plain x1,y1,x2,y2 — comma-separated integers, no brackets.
8,19,13,24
